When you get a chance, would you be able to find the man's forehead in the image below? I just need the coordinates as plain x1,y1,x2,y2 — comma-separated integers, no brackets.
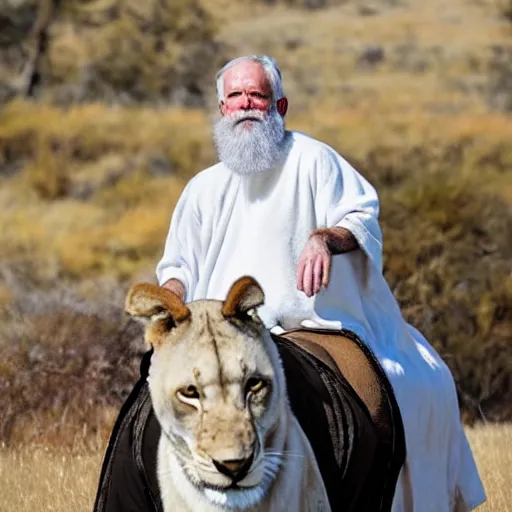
222,60,271,92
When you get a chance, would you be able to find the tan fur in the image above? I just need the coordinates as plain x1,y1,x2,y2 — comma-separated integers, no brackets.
126,277,330,512
126,283,191,321
221,276,265,318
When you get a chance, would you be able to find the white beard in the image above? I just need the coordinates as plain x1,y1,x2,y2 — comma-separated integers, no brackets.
213,108,287,176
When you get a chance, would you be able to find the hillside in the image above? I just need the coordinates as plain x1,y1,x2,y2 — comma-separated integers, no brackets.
0,0,511,445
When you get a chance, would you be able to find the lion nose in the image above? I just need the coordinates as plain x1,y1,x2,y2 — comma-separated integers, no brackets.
212,453,254,481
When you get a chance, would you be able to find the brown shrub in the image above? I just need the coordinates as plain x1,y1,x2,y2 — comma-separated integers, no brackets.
23,134,71,199
379,173,512,422
0,0,224,105
253,0,341,9
488,46,512,113
498,0,512,23
46,0,223,105
0,278,145,446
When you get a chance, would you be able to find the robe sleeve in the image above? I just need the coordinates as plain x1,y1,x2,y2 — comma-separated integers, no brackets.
314,148,384,273
155,181,201,302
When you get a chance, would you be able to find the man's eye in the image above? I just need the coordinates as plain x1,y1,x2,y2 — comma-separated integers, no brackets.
227,92,241,97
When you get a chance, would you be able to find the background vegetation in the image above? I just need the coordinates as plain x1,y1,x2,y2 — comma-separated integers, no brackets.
0,0,510,485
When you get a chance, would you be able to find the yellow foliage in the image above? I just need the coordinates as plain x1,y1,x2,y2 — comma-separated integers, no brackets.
0,209,47,259
46,23,89,84
0,101,213,199
0,100,210,159
23,136,71,200
0,100,214,281
43,176,183,278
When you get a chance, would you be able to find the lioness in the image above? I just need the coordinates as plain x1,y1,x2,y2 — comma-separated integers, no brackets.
125,276,331,512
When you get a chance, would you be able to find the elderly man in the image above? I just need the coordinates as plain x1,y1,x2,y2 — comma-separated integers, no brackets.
156,55,485,511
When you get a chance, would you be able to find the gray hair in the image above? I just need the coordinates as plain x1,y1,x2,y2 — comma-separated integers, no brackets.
216,55,285,104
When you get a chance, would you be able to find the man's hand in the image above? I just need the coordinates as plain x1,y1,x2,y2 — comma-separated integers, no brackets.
161,278,186,301
297,233,331,297
297,227,359,297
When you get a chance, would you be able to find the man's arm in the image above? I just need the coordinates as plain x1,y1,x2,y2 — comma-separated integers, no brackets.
156,179,206,303
161,278,186,301
297,146,382,298
297,227,359,298
310,226,359,254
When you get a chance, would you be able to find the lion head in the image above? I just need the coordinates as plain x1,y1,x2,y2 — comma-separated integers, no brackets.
125,276,289,510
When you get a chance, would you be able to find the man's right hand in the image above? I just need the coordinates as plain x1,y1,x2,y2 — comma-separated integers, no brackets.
161,278,186,301
297,232,332,298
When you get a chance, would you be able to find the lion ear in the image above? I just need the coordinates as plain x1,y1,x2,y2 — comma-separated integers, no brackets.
222,276,265,319
125,283,190,326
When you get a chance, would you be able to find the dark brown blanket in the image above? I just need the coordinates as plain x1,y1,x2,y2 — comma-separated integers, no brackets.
93,331,405,512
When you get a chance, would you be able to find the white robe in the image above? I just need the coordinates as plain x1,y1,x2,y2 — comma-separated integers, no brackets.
156,131,485,511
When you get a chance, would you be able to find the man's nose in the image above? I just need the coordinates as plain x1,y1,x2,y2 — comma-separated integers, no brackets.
240,93,251,109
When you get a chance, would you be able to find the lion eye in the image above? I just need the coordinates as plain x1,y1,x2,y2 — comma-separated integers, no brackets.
245,377,266,395
177,385,200,400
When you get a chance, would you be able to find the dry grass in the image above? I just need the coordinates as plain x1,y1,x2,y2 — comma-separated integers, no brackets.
465,423,512,511
0,445,103,512
0,423,510,511
215,0,511,113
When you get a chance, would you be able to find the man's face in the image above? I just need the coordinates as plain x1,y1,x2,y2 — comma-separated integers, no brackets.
214,60,287,176
220,61,272,117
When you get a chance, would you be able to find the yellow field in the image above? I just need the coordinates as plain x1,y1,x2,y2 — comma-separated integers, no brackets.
465,424,512,512
0,445,102,512
0,424,510,512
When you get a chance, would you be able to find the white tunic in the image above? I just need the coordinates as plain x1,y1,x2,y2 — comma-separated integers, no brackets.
156,131,485,511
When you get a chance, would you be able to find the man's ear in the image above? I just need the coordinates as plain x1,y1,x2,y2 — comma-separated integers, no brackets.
219,100,226,116
125,283,190,347
276,97,288,117
222,276,265,319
